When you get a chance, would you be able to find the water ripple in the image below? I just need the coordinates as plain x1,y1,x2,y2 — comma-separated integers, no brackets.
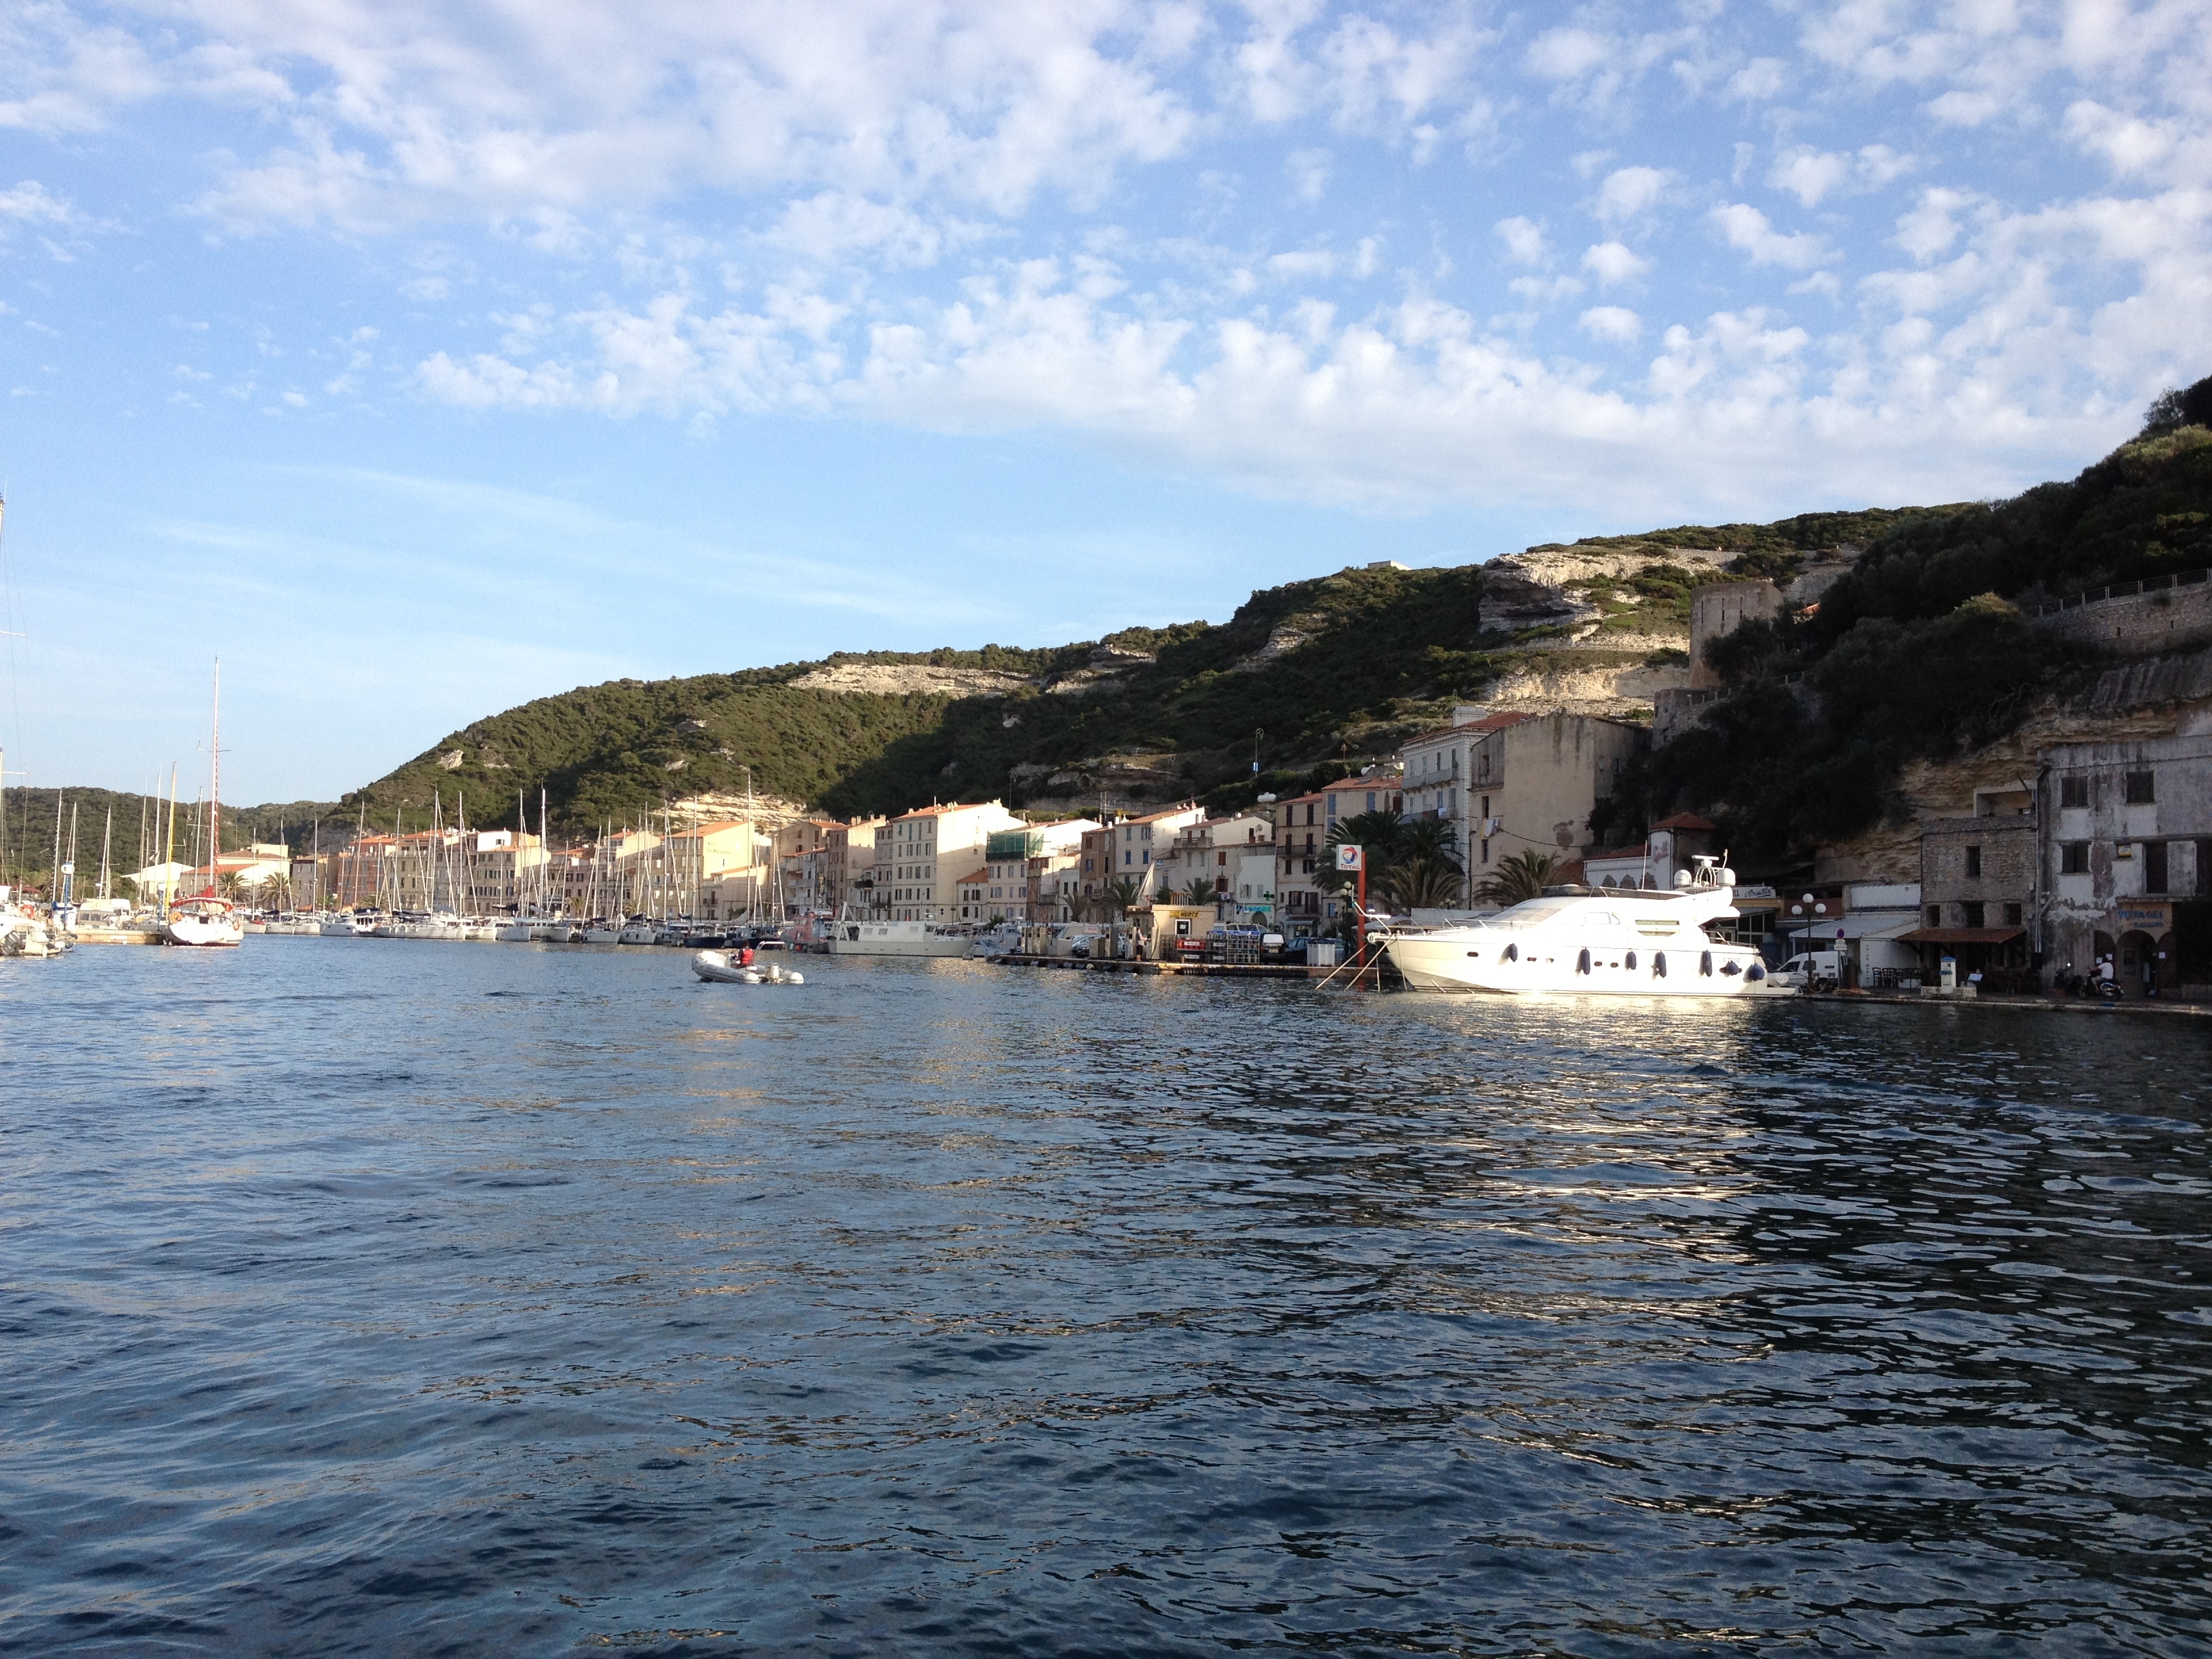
1,944,2208,1655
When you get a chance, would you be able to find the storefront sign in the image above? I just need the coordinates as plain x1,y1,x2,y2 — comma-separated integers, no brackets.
2110,902,2172,931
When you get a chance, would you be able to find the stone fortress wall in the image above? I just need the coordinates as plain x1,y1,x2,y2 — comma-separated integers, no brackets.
2026,568,2212,656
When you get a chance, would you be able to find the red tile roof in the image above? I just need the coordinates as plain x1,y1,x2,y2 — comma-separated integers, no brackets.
1652,812,1715,831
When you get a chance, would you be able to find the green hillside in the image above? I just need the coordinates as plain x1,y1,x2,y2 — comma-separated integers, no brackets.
1603,376,2212,870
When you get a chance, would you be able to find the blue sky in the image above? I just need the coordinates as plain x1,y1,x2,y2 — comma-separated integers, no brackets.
1,0,2205,802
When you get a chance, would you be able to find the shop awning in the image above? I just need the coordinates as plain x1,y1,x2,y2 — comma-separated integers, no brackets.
1896,927,2025,945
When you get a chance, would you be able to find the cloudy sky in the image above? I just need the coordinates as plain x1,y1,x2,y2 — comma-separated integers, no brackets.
1,0,2205,802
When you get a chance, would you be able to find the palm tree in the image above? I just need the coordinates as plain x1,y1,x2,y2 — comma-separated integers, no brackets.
1104,877,1143,919
1180,874,1217,907
1479,849,1561,905
1394,855,1464,910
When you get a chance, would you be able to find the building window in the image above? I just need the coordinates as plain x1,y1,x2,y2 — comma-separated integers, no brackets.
2060,842,2089,875
1927,905,1942,927
2060,775,2089,808
1962,901,1986,928
2004,903,2022,926
2125,771,2156,804
2145,840,2169,894
1964,846,1981,878
1326,796,1337,819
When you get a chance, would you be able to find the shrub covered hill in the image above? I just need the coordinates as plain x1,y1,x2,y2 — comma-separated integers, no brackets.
343,506,1927,842
273,373,2212,863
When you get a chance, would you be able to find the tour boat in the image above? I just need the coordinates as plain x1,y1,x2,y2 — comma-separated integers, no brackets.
165,895,245,948
1382,858,1778,996
826,920,976,958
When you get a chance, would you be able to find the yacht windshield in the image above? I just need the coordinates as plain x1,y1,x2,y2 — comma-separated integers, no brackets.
1486,897,1582,928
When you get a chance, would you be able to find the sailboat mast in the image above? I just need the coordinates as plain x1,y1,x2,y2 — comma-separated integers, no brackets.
163,763,179,915
100,804,111,901
208,659,222,899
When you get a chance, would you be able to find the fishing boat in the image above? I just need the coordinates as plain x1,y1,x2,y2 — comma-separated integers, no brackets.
165,894,244,948
1381,857,1778,996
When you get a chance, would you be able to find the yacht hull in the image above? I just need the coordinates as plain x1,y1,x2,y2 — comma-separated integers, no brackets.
1387,930,1777,995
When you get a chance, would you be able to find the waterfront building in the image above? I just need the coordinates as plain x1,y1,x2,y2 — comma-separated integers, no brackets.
1102,803,1206,901
824,818,882,915
1157,811,1271,914
2038,732,2212,993
871,801,1026,922
1901,815,2039,988
980,819,1099,922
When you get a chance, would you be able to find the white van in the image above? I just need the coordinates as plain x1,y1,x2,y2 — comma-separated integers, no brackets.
1774,949,1843,991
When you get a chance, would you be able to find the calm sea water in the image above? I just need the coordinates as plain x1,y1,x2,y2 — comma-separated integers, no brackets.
3,941,2210,1657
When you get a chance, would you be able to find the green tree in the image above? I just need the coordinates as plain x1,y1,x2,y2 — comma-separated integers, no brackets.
1181,874,1218,906
1104,877,1143,918
1479,849,1562,905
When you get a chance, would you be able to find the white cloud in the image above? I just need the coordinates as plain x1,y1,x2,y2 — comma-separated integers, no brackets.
1578,305,1640,344
764,192,977,268
0,180,81,224
1593,165,1675,224
1508,274,1584,305
1768,143,1919,207
1728,57,1786,100
1767,148,1851,209
1494,215,1547,265
1580,241,1650,287
1711,203,1834,270
1525,27,1612,83
1285,148,1332,205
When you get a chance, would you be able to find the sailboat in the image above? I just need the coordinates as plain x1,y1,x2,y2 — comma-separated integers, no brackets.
164,661,245,948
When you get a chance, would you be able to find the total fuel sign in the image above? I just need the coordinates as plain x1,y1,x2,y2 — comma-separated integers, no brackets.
1334,844,1364,872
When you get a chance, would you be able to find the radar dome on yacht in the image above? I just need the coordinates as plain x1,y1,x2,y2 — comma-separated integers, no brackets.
1674,871,1692,888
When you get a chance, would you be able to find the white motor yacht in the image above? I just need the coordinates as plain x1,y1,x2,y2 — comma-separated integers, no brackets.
827,920,977,958
1382,858,1780,996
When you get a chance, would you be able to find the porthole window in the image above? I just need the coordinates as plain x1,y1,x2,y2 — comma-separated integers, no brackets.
1465,950,1482,960
1576,948,1592,975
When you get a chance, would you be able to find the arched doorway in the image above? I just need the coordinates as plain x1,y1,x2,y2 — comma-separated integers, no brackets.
2118,929,2161,996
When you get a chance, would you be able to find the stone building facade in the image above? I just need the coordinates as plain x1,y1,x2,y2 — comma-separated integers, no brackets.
1906,815,2039,985
2040,731,2212,992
